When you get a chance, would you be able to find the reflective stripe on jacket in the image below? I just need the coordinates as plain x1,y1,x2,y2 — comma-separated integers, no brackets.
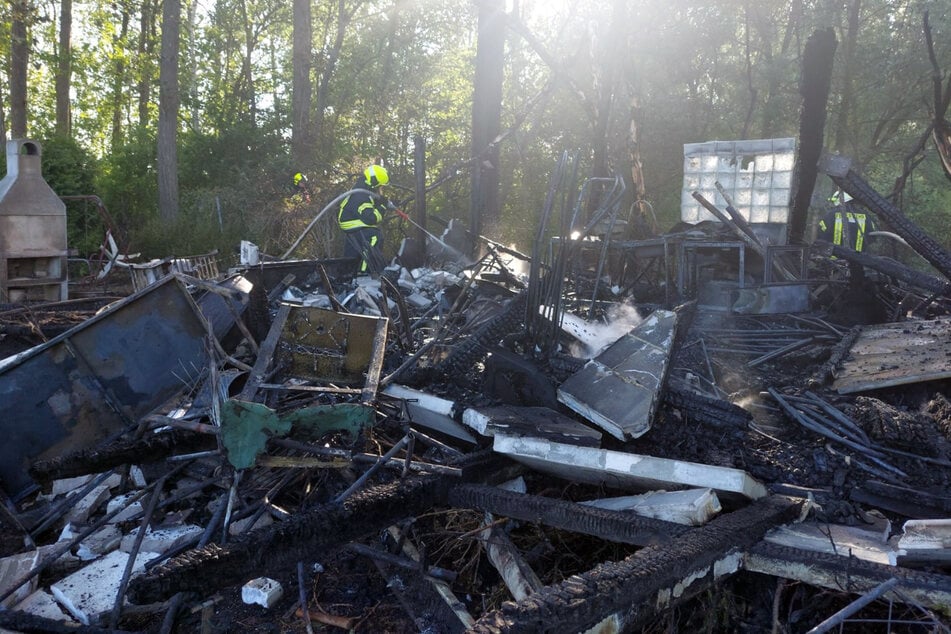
338,189,384,231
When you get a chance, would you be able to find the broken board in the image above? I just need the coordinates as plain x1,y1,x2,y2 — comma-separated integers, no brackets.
493,434,767,501
557,309,676,441
832,318,951,394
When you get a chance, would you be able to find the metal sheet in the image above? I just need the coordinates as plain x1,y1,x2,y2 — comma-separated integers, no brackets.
557,309,677,441
0,276,209,500
833,318,951,394
278,306,386,387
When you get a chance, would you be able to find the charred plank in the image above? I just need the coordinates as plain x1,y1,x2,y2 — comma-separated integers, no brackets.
449,484,688,546
29,430,216,483
127,474,452,604
663,384,751,430
744,541,951,614
468,495,802,633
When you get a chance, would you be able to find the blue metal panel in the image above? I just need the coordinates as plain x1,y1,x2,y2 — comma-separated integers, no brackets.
0,276,209,500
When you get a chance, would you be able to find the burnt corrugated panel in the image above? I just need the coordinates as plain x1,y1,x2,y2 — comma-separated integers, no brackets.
0,276,209,500
833,318,951,394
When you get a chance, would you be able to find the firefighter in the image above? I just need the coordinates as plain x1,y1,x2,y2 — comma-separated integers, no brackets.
292,171,311,203
338,165,393,275
817,190,875,252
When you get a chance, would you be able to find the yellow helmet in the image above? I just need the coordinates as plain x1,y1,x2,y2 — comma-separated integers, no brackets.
364,165,389,188
293,172,305,186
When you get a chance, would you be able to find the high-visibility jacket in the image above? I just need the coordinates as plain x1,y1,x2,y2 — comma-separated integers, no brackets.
817,206,875,252
338,185,385,232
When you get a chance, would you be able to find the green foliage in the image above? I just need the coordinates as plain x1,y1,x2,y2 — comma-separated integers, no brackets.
40,136,103,257
5,0,951,260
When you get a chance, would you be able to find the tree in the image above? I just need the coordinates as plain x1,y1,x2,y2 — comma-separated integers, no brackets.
291,0,312,167
55,0,72,136
158,0,181,221
9,0,30,138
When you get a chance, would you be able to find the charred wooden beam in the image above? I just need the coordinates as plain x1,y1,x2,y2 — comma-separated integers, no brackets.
469,495,803,633
127,473,452,604
821,154,951,281
744,541,951,614
437,291,527,380
29,430,216,483
127,452,509,603
831,245,951,296
663,384,751,430
450,484,690,546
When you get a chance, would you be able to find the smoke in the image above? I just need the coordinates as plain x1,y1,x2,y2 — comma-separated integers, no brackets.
566,303,644,359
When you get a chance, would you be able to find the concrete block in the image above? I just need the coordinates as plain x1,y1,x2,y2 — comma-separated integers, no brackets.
405,292,432,309
493,434,767,501
65,484,112,525
51,475,93,496
764,521,897,566
0,549,38,608
50,549,155,625
241,577,283,608
580,488,722,526
14,589,72,621
105,493,144,523
120,524,203,555
75,525,122,561
129,465,147,488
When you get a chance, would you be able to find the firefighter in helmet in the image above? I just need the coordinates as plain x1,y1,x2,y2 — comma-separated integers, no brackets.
817,190,875,252
337,165,393,275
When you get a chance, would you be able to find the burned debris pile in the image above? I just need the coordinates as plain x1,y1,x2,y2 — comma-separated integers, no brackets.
2,169,951,633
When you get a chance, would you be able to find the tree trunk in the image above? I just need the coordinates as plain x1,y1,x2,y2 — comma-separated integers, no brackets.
158,0,181,222
833,0,861,155
10,0,30,138
55,0,73,137
138,0,156,129
291,0,313,167
470,0,505,246
788,28,837,245
314,0,354,162
111,9,131,149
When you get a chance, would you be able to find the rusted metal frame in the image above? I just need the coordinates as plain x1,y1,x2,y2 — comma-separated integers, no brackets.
239,303,291,402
